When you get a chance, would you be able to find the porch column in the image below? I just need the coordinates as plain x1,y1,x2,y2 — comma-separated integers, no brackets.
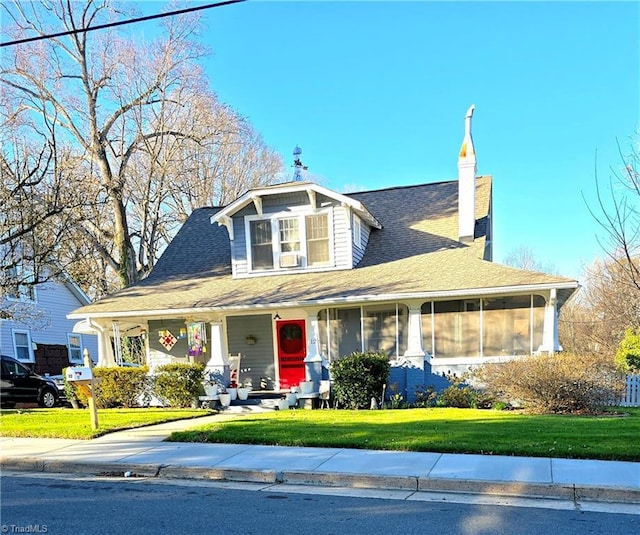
205,320,228,382
402,303,427,403
539,289,559,354
90,319,115,367
304,308,327,390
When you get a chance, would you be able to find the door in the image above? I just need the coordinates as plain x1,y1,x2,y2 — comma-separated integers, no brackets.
276,320,306,389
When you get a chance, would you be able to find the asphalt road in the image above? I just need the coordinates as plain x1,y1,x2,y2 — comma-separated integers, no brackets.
1,473,637,535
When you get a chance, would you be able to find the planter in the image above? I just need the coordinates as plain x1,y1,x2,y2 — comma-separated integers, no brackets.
286,393,298,407
227,387,237,401
203,383,219,397
218,393,231,407
237,387,250,401
300,381,314,395
277,399,289,411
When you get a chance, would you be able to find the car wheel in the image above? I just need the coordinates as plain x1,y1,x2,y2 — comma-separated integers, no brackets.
39,388,57,408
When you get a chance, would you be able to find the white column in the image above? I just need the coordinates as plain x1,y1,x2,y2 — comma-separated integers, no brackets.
90,319,115,367
403,303,426,369
539,289,559,354
205,320,227,375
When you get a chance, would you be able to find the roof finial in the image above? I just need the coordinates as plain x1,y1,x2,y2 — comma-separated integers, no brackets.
293,146,308,181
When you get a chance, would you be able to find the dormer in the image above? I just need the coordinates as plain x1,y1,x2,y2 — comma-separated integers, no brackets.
211,182,382,278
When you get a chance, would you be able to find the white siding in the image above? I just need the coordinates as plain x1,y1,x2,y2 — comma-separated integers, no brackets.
0,280,98,362
333,205,352,269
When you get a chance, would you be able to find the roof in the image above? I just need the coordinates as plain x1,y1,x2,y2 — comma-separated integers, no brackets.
69,177,578,319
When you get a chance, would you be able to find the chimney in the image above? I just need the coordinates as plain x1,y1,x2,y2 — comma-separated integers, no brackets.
458,104,477,242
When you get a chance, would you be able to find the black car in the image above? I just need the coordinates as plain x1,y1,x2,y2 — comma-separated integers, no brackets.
1,355,59,408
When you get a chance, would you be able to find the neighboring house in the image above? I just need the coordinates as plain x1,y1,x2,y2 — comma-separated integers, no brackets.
68,107,578,400
1,272,98,375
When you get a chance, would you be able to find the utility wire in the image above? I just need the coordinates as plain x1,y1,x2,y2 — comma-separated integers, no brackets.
0,0,246,47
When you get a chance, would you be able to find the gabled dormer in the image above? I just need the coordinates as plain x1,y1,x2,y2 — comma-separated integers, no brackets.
211,182,382,278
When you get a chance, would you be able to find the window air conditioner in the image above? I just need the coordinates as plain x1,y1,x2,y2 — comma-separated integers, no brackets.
280,253,301,268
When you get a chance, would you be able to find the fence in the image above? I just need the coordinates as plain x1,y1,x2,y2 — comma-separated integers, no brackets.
621,374,640,407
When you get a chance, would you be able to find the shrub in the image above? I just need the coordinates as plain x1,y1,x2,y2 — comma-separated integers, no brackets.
152,362,206,408
616,328,640,374
71,367,150,409
331,351,391,409
474,352,625,414
434,374,492,409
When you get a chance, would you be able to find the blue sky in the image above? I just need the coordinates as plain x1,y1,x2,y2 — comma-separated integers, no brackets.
144,1,639,280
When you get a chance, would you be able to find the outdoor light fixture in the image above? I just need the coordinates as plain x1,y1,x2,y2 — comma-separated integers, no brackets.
273,313,281,320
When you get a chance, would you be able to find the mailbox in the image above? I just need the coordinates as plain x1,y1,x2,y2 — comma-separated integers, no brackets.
65,367,93,382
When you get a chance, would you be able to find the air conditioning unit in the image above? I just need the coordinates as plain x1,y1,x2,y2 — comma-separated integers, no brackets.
280,253,301,268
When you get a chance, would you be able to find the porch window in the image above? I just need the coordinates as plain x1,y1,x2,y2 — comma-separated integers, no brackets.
6,264,36,302
250,220,273,270
305,214,329,265
318,304,408,361
432,300,480,358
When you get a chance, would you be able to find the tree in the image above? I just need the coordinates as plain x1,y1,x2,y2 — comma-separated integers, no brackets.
558,257,640,359
588,136,640,292
503,245,557,273
1,0,283,297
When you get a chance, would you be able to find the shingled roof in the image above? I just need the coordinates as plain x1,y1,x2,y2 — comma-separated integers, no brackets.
69,177,577,319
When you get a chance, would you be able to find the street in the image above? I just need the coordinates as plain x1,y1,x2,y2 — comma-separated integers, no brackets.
1,472,637,535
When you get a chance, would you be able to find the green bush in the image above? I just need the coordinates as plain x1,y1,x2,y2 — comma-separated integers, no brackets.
152,362,206,408
616,328,640,374
434,375,492,409
331,351,390,409
475,352,625,414
70,367,150,409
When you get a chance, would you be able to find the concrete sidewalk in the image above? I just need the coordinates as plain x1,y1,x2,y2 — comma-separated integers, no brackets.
1,410,639,506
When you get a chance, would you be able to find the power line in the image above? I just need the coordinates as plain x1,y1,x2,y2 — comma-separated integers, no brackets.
0,0,246,48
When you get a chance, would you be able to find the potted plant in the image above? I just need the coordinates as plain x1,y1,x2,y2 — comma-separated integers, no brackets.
237,382,251,401
218,391,231,408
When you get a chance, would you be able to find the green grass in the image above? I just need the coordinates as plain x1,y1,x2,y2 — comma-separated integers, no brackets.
168,407,640,461
0,408,214,439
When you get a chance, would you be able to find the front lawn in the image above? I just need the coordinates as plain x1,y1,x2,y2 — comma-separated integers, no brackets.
168,407,640,461
0,408,214,440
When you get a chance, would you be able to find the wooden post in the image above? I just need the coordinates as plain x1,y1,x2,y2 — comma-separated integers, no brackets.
84,348,99,430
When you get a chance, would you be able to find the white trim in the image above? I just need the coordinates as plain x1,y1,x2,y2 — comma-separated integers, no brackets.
11,328,34,362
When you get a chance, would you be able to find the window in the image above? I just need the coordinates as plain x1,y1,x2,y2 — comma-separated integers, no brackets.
306,214,330,265
353,215,362,248
6,264,36,301
12,330,33,362
68,334,83,363
247,211,331,271
250,220,274,270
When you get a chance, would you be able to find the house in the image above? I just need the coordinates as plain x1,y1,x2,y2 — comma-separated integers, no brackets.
68,106,578,400
1,272,98,376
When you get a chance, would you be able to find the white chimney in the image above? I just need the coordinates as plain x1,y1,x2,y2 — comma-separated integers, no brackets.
458,104,477,242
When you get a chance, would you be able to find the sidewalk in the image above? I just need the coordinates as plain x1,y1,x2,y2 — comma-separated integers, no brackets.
1,408,639,506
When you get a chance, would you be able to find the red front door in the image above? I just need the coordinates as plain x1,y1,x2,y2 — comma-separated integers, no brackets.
277,320,306,389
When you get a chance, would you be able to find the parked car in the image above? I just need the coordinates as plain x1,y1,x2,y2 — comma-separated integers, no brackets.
0,355,59,408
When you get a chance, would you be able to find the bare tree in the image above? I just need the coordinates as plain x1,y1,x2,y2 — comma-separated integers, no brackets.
1,0,283,296
503,245,557,274
559,257,640,358
588,137,640,291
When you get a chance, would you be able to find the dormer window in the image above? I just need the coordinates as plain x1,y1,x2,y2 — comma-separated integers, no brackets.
246,210,332,273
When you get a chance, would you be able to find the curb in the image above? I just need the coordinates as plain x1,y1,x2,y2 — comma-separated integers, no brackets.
2,458,639,504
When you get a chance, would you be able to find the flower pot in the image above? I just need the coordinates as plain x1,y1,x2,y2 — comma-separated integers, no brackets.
218,393,231,407
300,381,314,395
237,387,250,401
277,399,289,411
286,393,298,407
203,383,218,397
227,387,237,400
